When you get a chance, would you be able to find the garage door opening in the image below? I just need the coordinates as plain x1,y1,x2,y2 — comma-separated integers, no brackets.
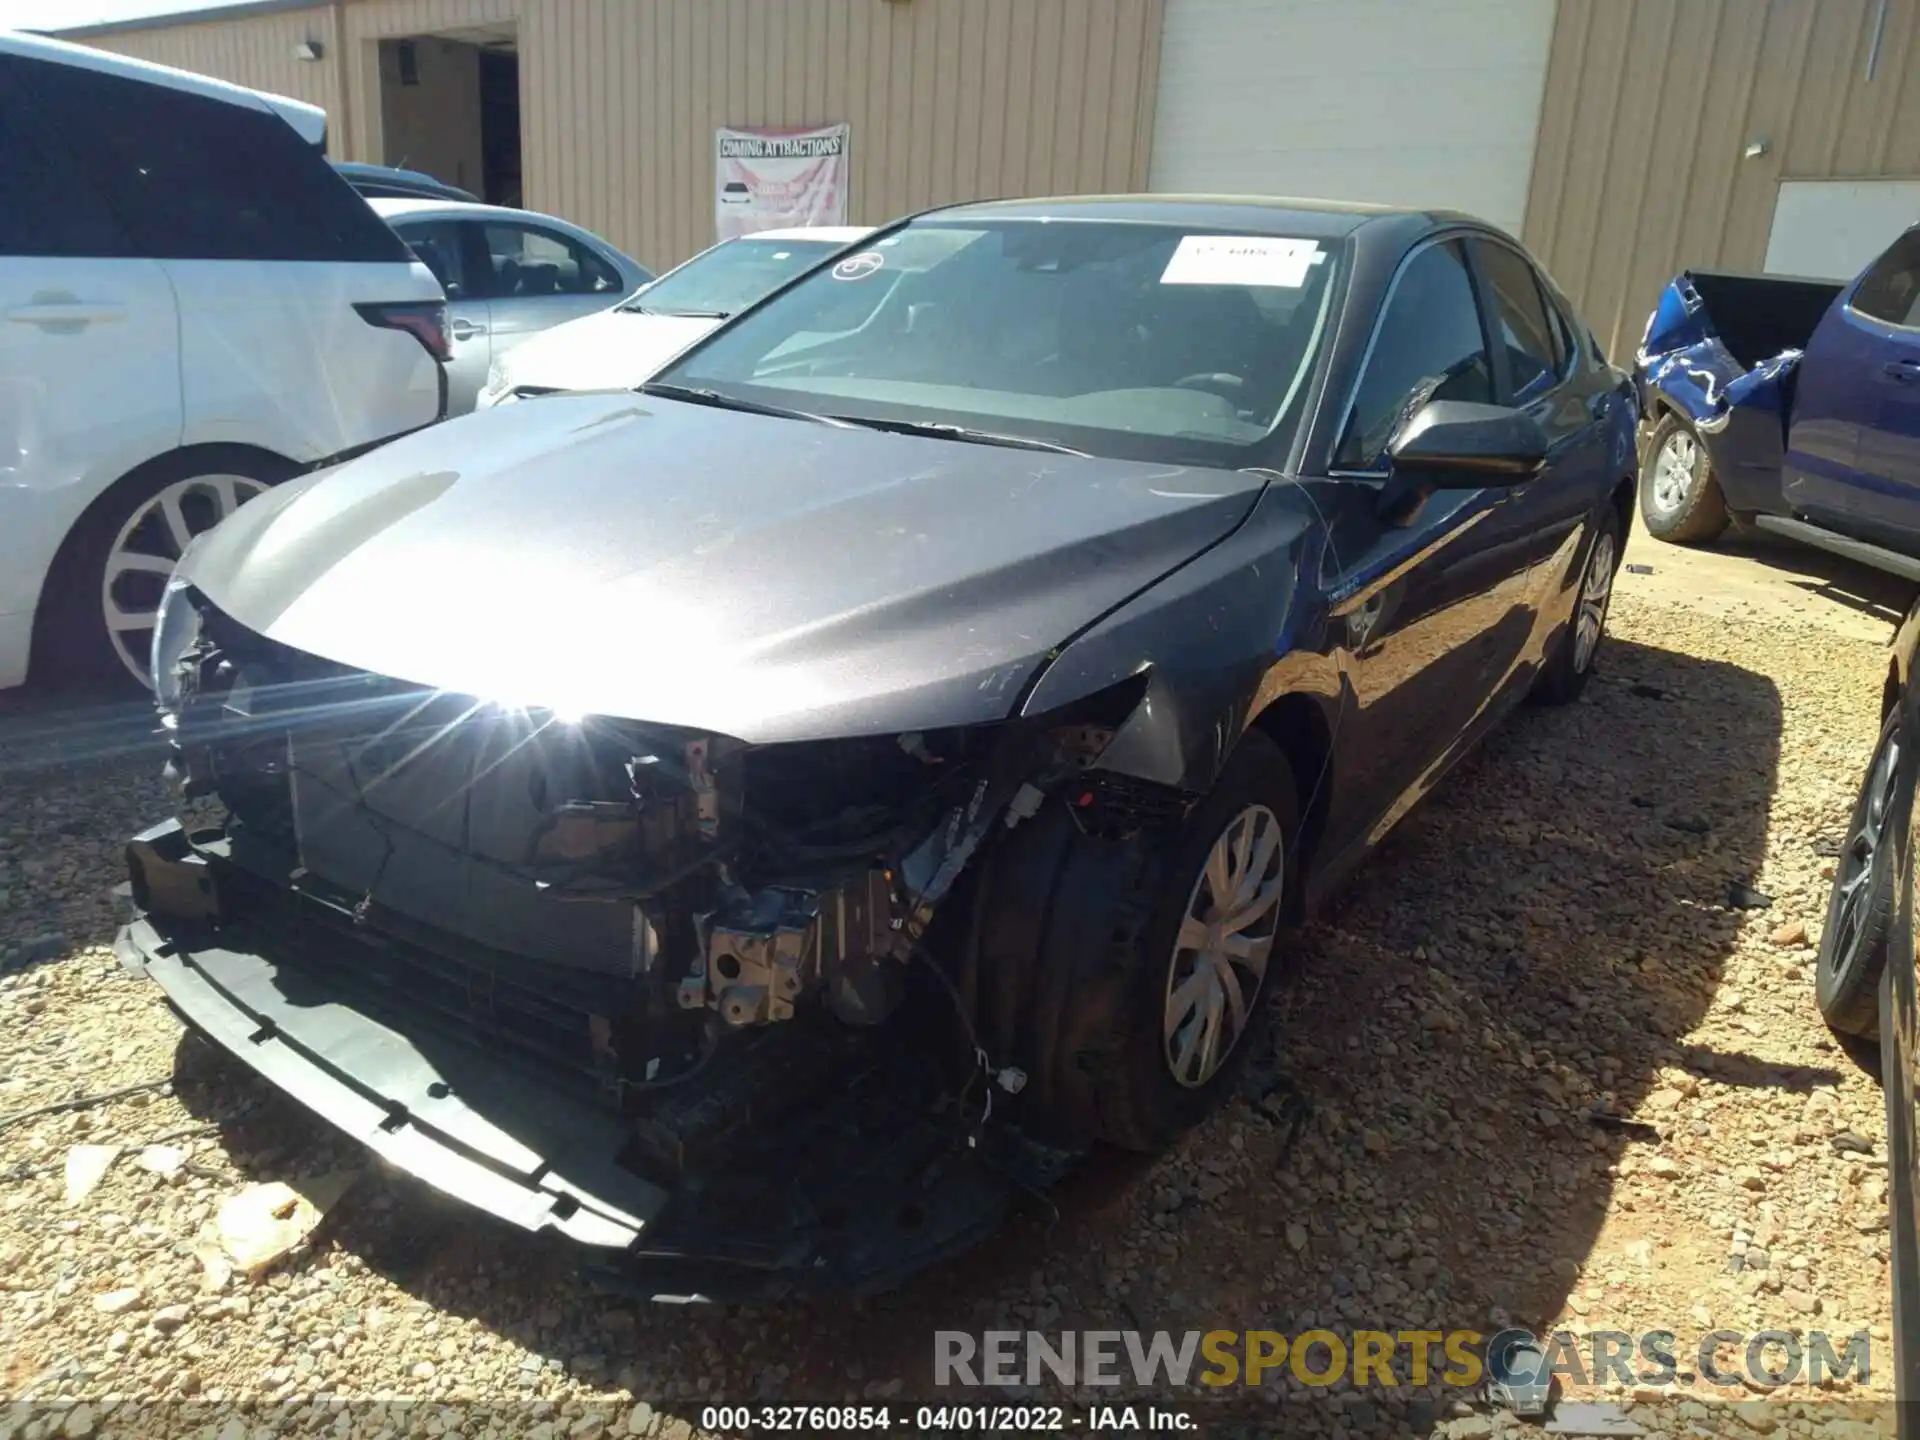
377,23,519,206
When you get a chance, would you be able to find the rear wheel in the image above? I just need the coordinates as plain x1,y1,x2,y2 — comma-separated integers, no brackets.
1640,413,1729,544
1533,508,1621,706
36,450,290,690
1817,709,1903,1039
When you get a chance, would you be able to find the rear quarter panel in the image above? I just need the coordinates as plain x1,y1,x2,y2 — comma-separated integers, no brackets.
169,258,444,461
1635,272,1819,516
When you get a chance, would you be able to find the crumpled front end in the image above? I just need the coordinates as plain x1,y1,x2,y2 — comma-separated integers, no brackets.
1633,269,1841,510
119,587,1179,1296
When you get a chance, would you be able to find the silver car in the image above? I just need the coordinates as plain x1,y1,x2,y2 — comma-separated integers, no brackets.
370,198,652,412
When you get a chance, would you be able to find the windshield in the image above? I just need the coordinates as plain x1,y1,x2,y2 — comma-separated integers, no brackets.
656,218,1343,465
622,236,849,318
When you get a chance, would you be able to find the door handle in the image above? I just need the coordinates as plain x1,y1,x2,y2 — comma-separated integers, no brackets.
449,317,488,341
6,301,126,327
1883,358,1920,384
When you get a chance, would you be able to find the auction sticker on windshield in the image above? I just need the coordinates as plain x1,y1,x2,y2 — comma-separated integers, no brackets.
1161,235,1326,288
833,251,885,280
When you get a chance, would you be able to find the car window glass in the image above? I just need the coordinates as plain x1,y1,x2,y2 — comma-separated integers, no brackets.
1337,240,1492,470
479,223,620,298
1472,240,1560,401
0,69,131,257
7,54,407,264
393,220,468,298
1542,289,1578,374
624,237,840,318
1852,231,1920,328
664,220,1341,466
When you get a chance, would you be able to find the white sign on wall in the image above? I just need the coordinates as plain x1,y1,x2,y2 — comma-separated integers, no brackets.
715,123,849,241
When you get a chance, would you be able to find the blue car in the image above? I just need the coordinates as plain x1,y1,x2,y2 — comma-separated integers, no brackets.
1635,224,1920,579
329,159,478,204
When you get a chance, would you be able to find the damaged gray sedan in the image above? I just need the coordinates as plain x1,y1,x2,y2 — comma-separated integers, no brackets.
118,197,1637,1298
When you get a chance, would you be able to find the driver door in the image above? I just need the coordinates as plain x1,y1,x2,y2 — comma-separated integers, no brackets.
1313,237,1541,857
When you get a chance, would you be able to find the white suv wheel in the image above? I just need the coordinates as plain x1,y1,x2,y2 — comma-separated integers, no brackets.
100,472,268,686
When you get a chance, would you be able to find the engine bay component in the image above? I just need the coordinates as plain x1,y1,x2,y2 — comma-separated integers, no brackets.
681,868,897,1027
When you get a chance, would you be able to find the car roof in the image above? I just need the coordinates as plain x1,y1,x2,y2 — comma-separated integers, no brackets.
333,160,476,196
737,226,875,244
0,28,327,146
367,198,604,231
935,193,1486,241
370,198,512,220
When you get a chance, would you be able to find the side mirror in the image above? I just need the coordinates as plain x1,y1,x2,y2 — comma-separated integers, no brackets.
1387,400,1549,483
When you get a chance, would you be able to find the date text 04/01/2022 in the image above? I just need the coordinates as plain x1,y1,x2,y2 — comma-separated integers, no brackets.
699,1405,1198,1431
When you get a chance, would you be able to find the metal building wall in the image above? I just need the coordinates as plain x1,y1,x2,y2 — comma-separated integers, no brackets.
516,0,1165,271
81,0,1163,275
1521,0,1920,365
83,3,348,148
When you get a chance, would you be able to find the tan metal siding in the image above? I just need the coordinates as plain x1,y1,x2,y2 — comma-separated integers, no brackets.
1523,0,1920,364
83,4,346,149
518,0,1163,273
77,0,1157,271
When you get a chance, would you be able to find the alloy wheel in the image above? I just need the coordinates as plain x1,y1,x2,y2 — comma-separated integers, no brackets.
101,473,268,686
1648,429,1698,518
1163,802,1285,1088
1573,528,1617,673
1830,724,1903,983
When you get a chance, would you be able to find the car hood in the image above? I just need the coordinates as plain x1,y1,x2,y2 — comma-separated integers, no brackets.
176,393,1270,743
498,309,720,394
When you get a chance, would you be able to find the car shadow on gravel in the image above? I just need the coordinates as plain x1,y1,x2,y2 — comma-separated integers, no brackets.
159,633,1784,1423
1253,635,1784,1339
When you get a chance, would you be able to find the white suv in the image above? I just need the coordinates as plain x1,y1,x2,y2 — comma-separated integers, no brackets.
0,31,448,690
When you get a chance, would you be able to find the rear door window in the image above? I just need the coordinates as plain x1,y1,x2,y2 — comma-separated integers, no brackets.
1851,230,1920,328
0,61,131,258
476,223,622,298
12,54,409,263
1470,239,1561,401
1337,239,1493,471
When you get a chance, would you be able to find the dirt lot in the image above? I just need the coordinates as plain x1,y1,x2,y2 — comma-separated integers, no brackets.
0,522,1913,1439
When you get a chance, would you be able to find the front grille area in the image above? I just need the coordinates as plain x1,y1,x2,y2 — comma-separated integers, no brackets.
213,856,638,1099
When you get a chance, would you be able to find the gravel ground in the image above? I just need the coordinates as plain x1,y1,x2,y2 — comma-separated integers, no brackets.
0,572,1907,1440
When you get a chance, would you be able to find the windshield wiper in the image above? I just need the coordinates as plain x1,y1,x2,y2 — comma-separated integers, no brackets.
830,415,1089,456
637,381,851,426
622,305,731,318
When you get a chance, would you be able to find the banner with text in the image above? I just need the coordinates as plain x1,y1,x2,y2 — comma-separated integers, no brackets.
715,123,849,240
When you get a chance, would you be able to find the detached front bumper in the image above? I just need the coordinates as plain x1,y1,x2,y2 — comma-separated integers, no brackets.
116,820,666,1252
116,818,1068,1299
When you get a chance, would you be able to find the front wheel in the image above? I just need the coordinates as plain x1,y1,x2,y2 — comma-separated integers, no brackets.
1094,732,1301,1151
1817,709,1903,1039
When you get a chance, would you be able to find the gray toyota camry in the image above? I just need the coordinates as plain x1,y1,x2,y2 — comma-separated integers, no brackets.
119,196,1637,1297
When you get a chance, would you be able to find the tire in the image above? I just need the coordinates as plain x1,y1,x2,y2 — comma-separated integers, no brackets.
1093,732,1300,1150
1533,507,1622,707
967,731,1302,1153
1817,709,1903,1039
1639,413,1729,544
34,448,292,691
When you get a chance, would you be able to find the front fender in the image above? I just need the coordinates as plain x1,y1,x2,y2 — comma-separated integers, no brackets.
1019,480,1327,793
